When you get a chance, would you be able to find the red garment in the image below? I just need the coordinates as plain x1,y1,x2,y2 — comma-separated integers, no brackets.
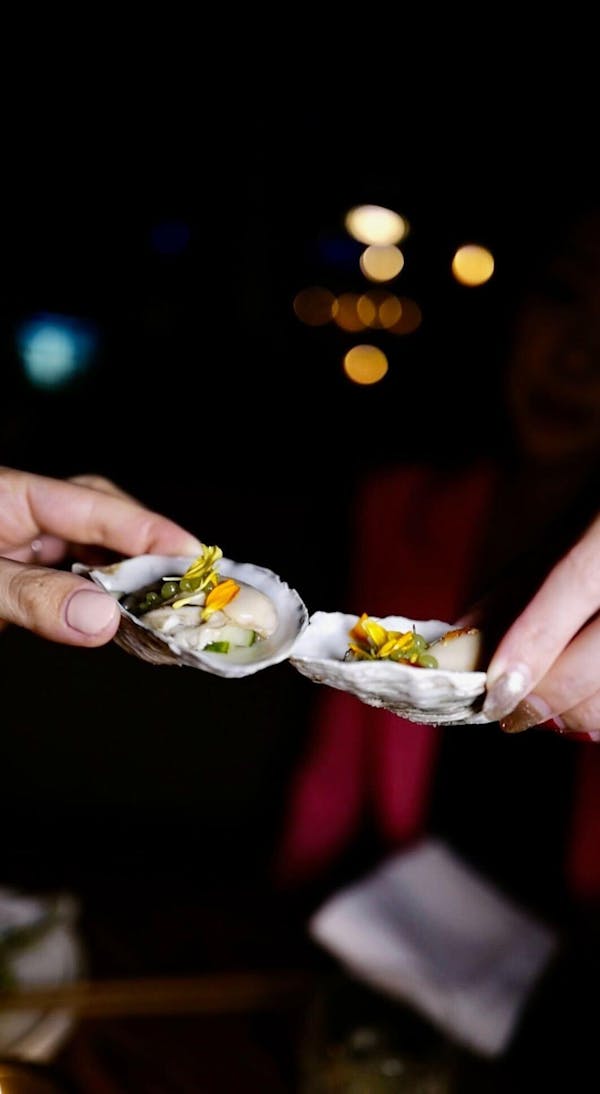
276,462,600,900
276,463,496,882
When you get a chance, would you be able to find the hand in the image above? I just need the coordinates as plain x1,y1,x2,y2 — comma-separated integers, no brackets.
482,512,600,738
0,467,203,647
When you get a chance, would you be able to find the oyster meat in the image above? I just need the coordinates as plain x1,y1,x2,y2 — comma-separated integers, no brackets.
74,547,309,678
289,611,490,724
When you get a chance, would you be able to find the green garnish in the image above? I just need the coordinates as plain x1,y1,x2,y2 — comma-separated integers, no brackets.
122,545,235,618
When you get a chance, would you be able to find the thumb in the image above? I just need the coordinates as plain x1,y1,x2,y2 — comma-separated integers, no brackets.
0,558,121,646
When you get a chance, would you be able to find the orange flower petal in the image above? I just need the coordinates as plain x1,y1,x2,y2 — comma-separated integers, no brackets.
202,578,240,618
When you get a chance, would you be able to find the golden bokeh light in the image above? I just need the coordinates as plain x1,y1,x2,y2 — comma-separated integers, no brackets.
332,292,367,332
451,244,495,286
345,204,408,246
360,244,405,282
355,294,378,327
378,294,404,330
387,297,423,335
343,344,389,385
357,290,403,329
293,286,336,325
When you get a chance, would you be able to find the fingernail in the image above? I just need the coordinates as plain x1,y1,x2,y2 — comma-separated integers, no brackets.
66,590,120,635
482,664,532,721
182,537,204,554
500,694,559,734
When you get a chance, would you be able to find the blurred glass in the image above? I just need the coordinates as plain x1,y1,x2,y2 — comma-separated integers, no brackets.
299,972,459,1093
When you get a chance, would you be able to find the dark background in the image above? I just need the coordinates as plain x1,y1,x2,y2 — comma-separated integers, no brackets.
1,63,600,1089
1,87,598,906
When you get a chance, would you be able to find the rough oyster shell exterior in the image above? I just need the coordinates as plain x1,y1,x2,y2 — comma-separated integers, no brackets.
289,611,490,724
74,554,309,678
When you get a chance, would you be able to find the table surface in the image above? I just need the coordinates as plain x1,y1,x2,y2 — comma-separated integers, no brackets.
0,873,594,1093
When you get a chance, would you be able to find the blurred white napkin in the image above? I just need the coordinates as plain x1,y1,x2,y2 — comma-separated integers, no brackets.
0,887,83,1061
0,887,78,945
309,837,558,1057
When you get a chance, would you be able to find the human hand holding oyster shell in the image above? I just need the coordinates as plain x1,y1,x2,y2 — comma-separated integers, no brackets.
289,611,489,725
74,545,309,679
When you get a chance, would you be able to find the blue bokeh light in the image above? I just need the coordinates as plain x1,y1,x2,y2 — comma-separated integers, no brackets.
149,219,191,256
15,314,99,390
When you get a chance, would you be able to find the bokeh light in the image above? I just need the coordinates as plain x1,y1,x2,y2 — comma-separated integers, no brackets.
345,204,408,246
343,344,389,385
293,286,336,325
332,293,367,332
387,297,423,335
360,244,405,282
150,219,191,256
451,244,495,286
357,290,403,329
15,314,99,390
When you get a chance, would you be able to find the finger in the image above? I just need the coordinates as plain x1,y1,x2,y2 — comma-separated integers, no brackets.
2,535,67,565
0,468,203,558
498,613,600,733
64,476,145,565
551,689,600,741
0,558,122,646
483,513,600,720
68,473,138,503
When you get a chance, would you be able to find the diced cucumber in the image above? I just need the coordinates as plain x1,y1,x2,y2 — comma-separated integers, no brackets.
202,625,256,652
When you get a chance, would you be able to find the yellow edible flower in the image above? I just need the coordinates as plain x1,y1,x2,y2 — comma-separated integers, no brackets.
181,545,223,586
347,613,436,667
172,544,226,609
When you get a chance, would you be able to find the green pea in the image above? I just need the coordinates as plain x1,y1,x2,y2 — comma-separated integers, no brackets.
161,581,179,599
418,654,438,669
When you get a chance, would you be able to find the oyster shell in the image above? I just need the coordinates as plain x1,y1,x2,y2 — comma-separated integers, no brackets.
74,553,309,678
289,611,490,724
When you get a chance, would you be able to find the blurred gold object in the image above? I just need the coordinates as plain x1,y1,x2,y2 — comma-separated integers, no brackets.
0,971,314,1017
0,1061,71,1092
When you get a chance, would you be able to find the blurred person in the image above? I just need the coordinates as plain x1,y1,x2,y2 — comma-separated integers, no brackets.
274,198,600,913
0,468,202,644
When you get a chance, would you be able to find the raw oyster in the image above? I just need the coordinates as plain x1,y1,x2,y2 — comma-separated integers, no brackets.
428,626,484,672
73,550,309,678
289,611,490,724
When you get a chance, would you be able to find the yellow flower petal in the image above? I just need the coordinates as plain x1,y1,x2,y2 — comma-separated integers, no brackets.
348,644,372,660
349,613,370,644
348,614,436,666
362,618,388,649
181,545,223,584
172,546,225,609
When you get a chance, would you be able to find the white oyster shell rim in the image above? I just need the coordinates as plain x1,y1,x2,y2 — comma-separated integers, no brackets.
73,554,309,678
289,611,490,725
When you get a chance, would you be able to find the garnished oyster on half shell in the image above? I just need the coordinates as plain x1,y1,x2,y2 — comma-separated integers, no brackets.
289,611,490,724
73,546,309,678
